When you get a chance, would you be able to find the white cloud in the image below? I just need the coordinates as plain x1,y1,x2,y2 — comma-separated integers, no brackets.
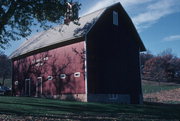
82,0,152,16
119,0,152,7
163,35,180,42
82,0,180,32
132,0,180,31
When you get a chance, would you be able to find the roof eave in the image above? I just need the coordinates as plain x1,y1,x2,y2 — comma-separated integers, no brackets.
10,36,85,60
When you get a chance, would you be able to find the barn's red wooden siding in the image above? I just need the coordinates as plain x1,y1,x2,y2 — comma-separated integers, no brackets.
12,41,85,97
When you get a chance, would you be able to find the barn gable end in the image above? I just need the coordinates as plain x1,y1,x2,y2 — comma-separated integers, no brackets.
85,3,144,104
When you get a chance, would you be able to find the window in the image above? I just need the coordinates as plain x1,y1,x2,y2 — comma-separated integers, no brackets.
36,59,42,63
14,81,19,86
60,74,66,79
37,77,42,80
48,76,53,80
43,57,48,61
32,60,36,64
35,63,40,67
74,72,80,78
109,94,118,99
113,11,118,26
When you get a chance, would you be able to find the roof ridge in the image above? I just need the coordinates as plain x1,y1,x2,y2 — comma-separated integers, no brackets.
80,2,120,18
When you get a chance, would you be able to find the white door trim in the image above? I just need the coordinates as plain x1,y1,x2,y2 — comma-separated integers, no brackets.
25,79,31,96
36,77,42,97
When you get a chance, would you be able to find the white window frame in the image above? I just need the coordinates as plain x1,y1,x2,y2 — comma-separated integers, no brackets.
32,60,36,64
74,72,81,78
43,57,48,61
14,80,19,86
113,11,118,26
35,63,40,67
36,59,42,63
60,74,66,79
48,76,53,80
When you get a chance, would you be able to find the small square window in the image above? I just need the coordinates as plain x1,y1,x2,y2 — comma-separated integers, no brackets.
48,76,53,80
32,60,36,64
15,81,19,86
35,63,40,67
36,59,42,63
43,57,48,61
113,11,118,26
60,74,66,79
74,72,80,78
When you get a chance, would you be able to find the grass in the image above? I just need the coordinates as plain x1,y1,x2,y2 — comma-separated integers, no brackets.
0,96,180,120
0,80,180,120
142,80,180,104
142,84,180,94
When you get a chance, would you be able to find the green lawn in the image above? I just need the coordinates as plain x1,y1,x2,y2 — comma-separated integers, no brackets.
142,83,180,94
0,96,180,121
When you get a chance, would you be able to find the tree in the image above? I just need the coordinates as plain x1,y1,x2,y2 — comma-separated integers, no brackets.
142,49,180,82
0,52,11,85
0,0,80,49
143,56,167,82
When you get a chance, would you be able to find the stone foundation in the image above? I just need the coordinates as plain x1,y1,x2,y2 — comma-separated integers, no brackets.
53,94,87,102
16,93,143,104
87,94,131,104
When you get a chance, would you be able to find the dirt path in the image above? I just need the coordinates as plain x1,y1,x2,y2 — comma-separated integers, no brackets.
144,88,180,102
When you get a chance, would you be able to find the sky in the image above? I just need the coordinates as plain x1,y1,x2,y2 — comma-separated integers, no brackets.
1,0,180,57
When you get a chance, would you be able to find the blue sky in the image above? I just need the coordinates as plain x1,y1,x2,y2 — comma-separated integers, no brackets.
2,0,180,57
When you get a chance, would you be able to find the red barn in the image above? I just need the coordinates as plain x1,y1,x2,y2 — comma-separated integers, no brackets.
10,3,146,104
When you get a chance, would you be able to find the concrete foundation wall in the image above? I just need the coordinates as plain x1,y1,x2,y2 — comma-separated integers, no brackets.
52,94,87,102
88,94,131,104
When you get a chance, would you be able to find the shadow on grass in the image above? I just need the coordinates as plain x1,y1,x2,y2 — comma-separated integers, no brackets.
0,97,180,120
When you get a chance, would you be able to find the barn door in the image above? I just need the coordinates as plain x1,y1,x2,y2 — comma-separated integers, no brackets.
25,79,31,96
36,77,42,97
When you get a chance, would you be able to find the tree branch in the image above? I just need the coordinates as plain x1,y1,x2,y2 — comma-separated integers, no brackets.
0,0,18,33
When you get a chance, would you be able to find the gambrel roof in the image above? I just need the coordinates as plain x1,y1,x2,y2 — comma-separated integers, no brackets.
10,3,146,59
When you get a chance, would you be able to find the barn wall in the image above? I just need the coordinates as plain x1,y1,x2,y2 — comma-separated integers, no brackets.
12,41,86,101
87,5,142,104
